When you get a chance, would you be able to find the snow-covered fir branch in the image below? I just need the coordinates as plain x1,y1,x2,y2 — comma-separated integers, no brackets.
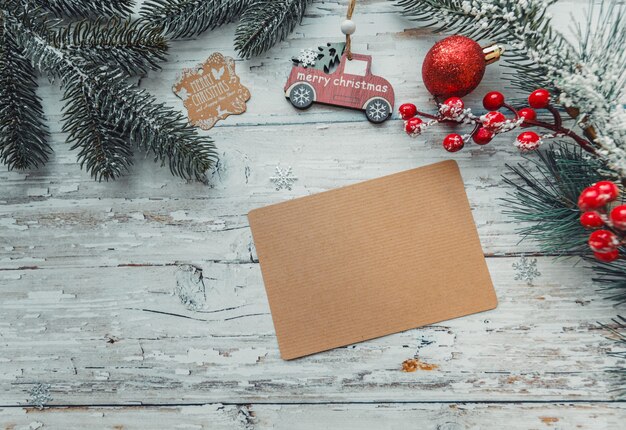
557,2,626,176
2,3,216,181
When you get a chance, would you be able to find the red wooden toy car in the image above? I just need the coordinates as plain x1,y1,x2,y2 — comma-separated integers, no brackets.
284,53,395,123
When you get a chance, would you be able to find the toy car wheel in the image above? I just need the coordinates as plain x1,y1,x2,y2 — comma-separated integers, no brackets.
289,83,314,109
365,98,392,123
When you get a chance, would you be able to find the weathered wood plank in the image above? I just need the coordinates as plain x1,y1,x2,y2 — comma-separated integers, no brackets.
0,120,551,272
1,258,622,405
1,403,624,430
0,404,254,430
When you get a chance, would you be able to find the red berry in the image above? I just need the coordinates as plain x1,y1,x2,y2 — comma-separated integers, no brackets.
580,211,604,228
594,181,620,203
578,186,603,211
399,103,418,120
440,97,464,118
482,91,505,110
518,107,537,122
610,205,626,229
589,229,619,253
404,117,423,136
594,249,620,262
481,111,506,131
528,89,551,109
443,133,464,152
472,127,494,145
515,131,541,151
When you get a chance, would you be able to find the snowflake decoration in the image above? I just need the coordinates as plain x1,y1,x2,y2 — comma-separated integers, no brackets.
296,48,318,67
270,165,298,191
291,86,312,107
368,100,388,121
513,256,541,285
29,383,52,410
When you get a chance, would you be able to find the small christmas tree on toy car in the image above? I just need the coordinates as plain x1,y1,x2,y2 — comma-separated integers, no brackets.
292,42,346,73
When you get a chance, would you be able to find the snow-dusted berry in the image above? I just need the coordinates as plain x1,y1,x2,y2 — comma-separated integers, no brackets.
481,111,506,131
472,127,493,145
443,133,464,152
399,103,417,120
482,91,505,110
439,97,464,118
515,131,541,151
580,211,604,228
610,205,626,229
528,89,550,109
594,249,620,262
589,230,619,253
578,186,603,211
594,181,620,203
404,117,423,137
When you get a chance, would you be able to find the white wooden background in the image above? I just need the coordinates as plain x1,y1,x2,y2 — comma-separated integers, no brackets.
1,0,625,428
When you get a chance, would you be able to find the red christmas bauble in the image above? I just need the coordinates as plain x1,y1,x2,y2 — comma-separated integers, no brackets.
594,249,619,262
610,205,626,229
422,35,486,99
580,211,604,228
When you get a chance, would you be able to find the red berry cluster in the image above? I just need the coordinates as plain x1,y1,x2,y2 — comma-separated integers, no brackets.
399,89,595,154
578,181,625,262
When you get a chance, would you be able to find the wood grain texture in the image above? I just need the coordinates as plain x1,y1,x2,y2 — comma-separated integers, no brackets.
1,403,625,429
0,0,624,427
0,258,621,405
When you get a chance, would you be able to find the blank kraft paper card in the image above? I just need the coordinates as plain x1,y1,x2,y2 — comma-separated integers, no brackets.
248,160,497,360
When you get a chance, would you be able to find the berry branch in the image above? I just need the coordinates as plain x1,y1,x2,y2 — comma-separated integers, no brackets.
577,181,626,262
400,89,596,154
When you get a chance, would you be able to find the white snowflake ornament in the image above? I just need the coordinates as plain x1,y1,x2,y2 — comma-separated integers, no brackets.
29,383,52,410
296,48,318,68
270,165,298,191
513,256,541,285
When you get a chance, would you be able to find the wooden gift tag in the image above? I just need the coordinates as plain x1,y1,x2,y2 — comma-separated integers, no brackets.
173,52,250,130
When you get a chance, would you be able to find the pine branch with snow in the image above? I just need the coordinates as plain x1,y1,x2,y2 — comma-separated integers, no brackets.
39,0,134,18
235,0,311,59
141,0,250,39
0,20,50,170
50,18,168,76
559,2,626,179
1,0,216,180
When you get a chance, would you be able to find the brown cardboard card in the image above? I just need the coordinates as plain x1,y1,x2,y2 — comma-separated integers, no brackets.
248,160,497,360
